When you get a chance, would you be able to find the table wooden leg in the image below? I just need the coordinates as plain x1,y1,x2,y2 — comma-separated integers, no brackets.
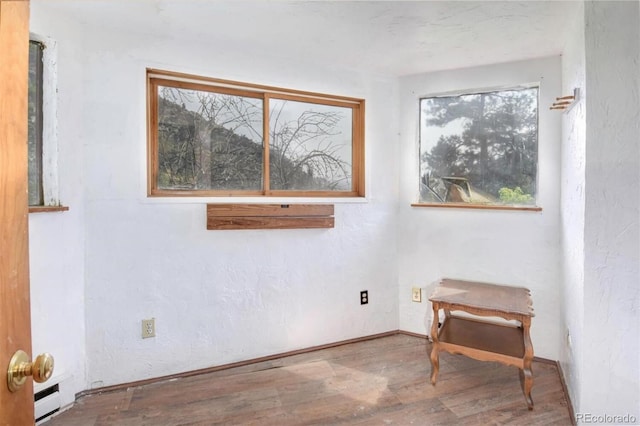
430,346,440,385
522,318,534,410
429,304,440,385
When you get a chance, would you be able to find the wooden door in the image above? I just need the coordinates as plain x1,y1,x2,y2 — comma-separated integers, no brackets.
0,0,35,424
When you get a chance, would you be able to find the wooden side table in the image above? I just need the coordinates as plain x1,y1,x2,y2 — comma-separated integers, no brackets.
429,278,535,410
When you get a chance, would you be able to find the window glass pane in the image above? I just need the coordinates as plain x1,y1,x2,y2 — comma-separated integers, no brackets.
148,69,365,198
419,87,538,205
157,86,264,191
28,41,44,206
269,99,352,191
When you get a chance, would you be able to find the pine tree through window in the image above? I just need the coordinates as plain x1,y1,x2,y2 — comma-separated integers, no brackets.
419,86,539,207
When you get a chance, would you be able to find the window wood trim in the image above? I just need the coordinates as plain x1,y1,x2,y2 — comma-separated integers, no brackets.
411,203,542,212
28,205,69,214
147,69,364,104
147,69,365,198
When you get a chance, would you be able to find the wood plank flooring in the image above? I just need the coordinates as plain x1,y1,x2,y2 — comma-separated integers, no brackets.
45,334,572,425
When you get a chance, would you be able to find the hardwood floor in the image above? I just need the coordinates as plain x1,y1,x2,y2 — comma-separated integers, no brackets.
45,334,572,425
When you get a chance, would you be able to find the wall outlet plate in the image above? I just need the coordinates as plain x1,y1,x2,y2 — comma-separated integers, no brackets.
142,318,155,338
412,287,422,303
360,290,368,305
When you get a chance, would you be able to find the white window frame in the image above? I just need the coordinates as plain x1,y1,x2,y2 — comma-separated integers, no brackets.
29,33,61,210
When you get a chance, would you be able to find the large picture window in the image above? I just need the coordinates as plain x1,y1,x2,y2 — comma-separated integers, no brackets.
147,69,365,197
419,86,539,208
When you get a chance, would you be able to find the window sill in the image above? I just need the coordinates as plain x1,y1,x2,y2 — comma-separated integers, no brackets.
411,203,542,212
142,196,368,205
29,205,69,214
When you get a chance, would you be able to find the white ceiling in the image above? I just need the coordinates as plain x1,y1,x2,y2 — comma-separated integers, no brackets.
37,0,579,76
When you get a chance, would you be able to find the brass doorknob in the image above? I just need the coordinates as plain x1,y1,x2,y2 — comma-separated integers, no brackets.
7,350,54,392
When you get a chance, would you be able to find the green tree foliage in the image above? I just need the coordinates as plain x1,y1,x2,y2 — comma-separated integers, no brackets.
420,88,538,204
498,186,534,204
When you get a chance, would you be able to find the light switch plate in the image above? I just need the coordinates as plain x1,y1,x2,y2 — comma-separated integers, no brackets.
412,287,422,303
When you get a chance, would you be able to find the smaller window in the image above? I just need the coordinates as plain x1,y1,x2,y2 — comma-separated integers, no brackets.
147,69,365,198
27,36,63,212
419,86,539,208
28,40,44,206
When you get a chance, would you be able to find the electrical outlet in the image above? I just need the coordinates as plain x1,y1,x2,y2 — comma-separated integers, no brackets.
412,287,422,303
142,318,155,338
360,290,368,305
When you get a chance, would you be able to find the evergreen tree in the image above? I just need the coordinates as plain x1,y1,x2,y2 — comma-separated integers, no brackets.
420,88,538,203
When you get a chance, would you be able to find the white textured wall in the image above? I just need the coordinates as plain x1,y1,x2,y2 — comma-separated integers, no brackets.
54,21,400,387
30,2,640,414
559,2,586,411
398,57,563,360
29,7,86,405
28,6,86,407
581,1,640,416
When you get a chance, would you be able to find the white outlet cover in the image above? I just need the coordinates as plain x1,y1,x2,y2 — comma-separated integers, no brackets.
142,318,155,338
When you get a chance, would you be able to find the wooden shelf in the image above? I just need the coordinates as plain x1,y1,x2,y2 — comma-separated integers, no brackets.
438,317,524,365
207,204,334,230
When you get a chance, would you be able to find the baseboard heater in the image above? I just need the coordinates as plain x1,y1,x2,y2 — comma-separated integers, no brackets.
35,383,61,424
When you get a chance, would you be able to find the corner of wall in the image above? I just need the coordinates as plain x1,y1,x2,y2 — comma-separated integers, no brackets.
558,3,586,416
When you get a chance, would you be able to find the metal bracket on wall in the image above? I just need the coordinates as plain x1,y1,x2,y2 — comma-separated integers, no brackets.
549,88,580,113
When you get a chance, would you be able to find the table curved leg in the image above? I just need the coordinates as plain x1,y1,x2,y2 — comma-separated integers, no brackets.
429,304,440,385
522,319,534,410
519,365,534,410
430,346,440,385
